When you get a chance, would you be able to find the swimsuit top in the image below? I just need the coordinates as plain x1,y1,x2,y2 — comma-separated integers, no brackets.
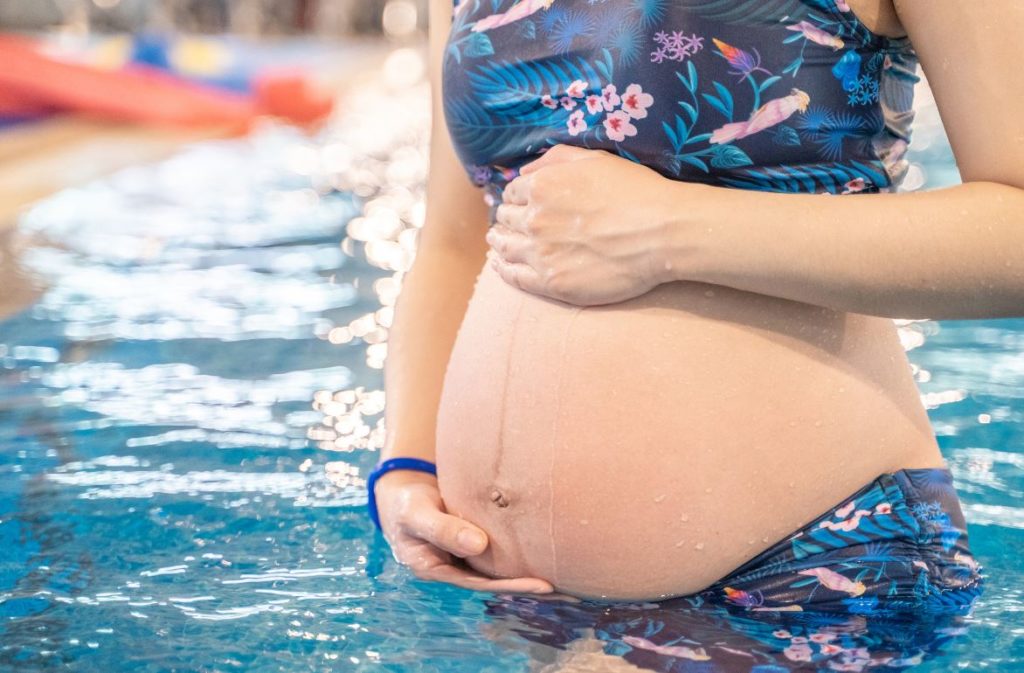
442,0,921,221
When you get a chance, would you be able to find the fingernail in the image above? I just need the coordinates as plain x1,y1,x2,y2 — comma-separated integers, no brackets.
457,528,486,553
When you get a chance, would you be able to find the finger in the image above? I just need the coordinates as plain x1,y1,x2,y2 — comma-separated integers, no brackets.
393,534,451,570
395,536,554,594
403,505,490,558
420,563,555,595
518,144,600,175
493,203,528,232
502,173,532,206
490,257,544,295
486,226,531,264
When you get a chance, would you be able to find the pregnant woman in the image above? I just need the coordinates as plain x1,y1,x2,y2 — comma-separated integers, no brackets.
372,0,1019,611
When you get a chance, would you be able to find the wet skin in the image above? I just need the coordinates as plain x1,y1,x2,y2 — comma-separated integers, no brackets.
435,260,944,601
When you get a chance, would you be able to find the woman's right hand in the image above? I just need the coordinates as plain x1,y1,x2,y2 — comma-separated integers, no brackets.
375,469,554,594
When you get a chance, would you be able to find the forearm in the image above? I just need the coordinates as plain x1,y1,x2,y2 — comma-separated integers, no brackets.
665,180,1024,319
381,242,487,463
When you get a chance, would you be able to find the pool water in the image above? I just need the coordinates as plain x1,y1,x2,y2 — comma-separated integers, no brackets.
1,56,1022,672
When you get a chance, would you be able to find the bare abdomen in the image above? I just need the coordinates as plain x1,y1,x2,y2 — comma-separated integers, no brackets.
435,262,942,601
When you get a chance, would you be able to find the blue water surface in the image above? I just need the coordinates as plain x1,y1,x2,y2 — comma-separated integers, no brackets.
0,69,1021,672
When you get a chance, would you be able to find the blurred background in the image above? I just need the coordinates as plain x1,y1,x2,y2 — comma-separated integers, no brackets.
0,0,426,36
0,0,433,263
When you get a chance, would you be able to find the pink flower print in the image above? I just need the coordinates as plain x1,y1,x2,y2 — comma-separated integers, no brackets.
651,48,666,64
566,109,587,136
836,502,856,518
621,83,654,119
540,94,558,110
560,96,577,110
772,630,792,639
566,79,588,98
791,637,808,644
875,502,892,514
585,94,604,114
784,644,813,662
819,644,843,655
810,633,837,644
601,83,620,111
842,177,869,194
834,512,871,531
603,110,637,142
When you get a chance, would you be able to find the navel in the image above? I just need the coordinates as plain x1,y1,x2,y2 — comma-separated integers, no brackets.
490,488,510,508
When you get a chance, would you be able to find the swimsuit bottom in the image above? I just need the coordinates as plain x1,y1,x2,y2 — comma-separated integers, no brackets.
484,468,985,671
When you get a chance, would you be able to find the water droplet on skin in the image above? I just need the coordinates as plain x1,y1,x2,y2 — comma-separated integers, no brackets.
694,542,705,550
814,420,822,427
788,420,797,427
748,539,756,545
704,289,715,298
762,536,770,543
579,519,589,525
654,494,666,503
675,539,686,548
680,513,690,522
705,487,713,494
838,387,845,393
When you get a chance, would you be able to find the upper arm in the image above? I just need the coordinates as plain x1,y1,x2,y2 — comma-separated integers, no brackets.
894,0,1024,190
421,0,491,252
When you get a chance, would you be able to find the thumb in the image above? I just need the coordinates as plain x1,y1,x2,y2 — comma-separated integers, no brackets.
519,144,601,175
406,496,491,558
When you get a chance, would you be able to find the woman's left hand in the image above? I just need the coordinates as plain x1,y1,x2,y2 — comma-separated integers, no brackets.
486,144,688,305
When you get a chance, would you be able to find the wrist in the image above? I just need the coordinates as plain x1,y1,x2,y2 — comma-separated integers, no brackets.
374,466,438,494
367,456,437,530
651,178,722,285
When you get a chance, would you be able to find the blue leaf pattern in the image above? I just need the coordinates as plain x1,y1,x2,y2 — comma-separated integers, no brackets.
444,0,923,207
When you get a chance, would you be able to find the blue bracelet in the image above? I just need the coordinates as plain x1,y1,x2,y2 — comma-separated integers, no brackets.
366,457,437,531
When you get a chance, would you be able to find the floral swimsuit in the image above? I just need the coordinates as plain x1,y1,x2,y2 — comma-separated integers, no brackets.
485,468,984,670
443,0,922,222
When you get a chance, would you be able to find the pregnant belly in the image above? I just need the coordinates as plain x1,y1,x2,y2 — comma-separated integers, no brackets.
435,263,942,601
